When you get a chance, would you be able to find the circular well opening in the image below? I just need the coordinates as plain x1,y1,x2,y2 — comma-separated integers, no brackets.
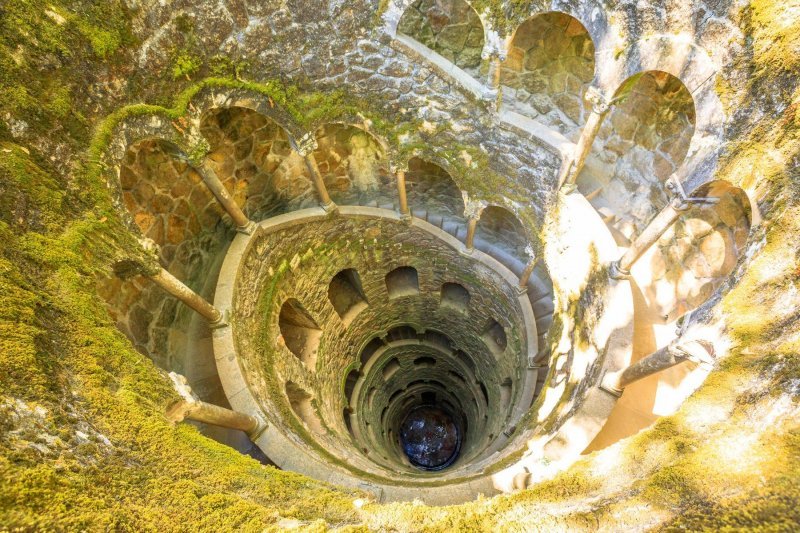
399,405,462,471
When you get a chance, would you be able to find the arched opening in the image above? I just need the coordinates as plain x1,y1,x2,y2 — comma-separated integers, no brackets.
397,0,485,76
500,377,513,411
440,282,470,312
328,268,368,326
414,356,437,368
475,205,530,263
311,124,390,206
105,138,225,366
482,319,507,358
405,157,465,224
385,266,420,299
387,325,419,342
634,181,753,324
422,330,452,351
586,182,753,454
200,107,295,219
119,139,220,262
502,12,595,127
278,298,322,370
583,71,696,239
360,337,386,367
285,381,324,435
383,358,402,381
344,368,361,404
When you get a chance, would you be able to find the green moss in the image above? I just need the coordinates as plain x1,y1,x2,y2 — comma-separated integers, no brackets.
172,52,203,80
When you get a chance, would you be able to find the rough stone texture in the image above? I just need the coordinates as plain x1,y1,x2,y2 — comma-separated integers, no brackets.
98,140,231,366
405,157,465,220
232,213,530,481
580,71,697,237
475,205,531,263
502,13,595,132
397,0,485,75
201,107,298,219
632,182,752,323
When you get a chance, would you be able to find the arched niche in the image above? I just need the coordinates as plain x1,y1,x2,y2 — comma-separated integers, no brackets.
311,124,389,206
440,282,470,313
397,0,485,75
101,138,225,364
632,180,753,324
482,319,507,359
278,298,322,371
285,381,325,435
474,205,530,263
385,267,420,299
405,157,465,221
584,71,696,236
328,268,369,327
200,107,295,219
502,12,595,126
119,139,221,263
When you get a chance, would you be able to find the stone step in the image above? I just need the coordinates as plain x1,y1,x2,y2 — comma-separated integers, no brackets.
427,214,444,228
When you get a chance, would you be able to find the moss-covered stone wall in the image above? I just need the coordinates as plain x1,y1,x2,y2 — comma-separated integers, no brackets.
1,0,799,529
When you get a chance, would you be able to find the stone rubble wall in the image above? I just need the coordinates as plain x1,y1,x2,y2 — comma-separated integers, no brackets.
232,212,531,480
584,71,697,237
501,12,595,134
397,0,485,75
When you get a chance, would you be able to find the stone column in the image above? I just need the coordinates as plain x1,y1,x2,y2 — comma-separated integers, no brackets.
518,256,539,294
198,163,255,234
393,163,411,219
464,217,479,251
482,48,505,110
149,267,226,326
290,132,336,212
600,340,714,396
166,373,267,437
462,197,485,253
559,87,615,190
610,197,689,279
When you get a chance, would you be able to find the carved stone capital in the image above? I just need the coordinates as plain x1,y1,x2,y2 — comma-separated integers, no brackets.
390,161,409,174
112,237,161,279
462,192,487,220
290,132,318,157
584,86,612,115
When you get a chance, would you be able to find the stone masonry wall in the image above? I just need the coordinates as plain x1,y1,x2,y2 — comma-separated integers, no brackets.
232,213,527,479
632,183,751,323
582,71,697,239
397,0,485,75
502,13,595,134
201,107,298,219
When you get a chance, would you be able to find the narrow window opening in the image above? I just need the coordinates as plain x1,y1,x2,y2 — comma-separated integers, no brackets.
279,298,322,370
385,266,419,299
285,381,324,435
440,282,470,312
328,269,368,326
383,358,401,381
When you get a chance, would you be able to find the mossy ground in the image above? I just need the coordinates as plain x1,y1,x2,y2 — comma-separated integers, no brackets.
1,0,799,531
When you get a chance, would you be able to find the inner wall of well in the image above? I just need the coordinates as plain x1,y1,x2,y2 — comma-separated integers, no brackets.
233,214,531,478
